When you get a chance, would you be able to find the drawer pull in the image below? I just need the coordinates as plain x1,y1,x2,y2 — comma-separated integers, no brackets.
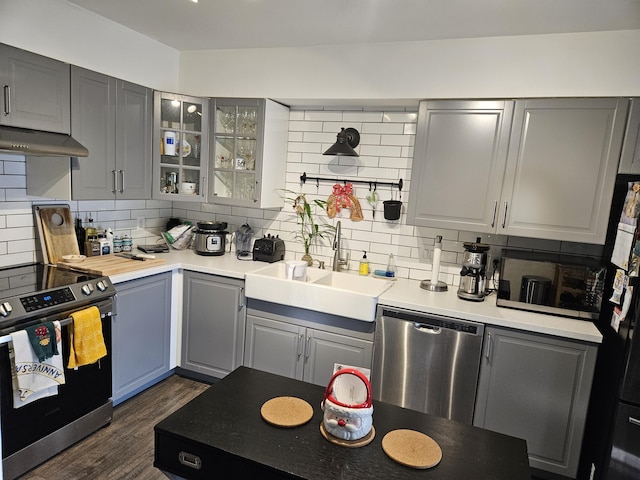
178,451,202,470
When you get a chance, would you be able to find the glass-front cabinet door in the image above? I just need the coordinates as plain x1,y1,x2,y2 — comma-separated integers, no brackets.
153,92,208,201
209,98,289,208
211,99,260,205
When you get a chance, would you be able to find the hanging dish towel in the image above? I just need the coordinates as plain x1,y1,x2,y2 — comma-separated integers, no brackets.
26,322,58,362
9,321,65,408
68,306,107,368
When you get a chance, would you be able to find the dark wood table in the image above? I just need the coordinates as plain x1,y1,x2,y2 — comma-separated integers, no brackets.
154,367,531,479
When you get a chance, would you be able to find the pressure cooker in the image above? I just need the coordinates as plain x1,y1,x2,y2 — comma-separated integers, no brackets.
194,222,228,256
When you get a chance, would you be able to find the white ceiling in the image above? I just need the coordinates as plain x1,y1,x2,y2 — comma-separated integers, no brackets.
66,0,640,51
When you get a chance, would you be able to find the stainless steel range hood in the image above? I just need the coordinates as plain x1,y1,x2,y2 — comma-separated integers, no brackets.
0,125,88,157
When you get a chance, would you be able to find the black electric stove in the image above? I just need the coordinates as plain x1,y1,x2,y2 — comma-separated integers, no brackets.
0,263,115,332
0,263,117,479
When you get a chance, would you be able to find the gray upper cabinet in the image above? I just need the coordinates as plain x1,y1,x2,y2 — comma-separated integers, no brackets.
406,100,514,233
0,43,70,134
408,98,628,244
71,66,152,200
209,98,289,208
474,326,598,478
502,98,628,243
618,98,640,174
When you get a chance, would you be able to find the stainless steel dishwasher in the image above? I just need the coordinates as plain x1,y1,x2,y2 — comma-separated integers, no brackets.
371,305,484,425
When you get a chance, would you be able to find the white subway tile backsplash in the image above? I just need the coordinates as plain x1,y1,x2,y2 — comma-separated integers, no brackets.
6,213,32,228
289,121,324,132
3,160,26,175
362,123,405,135
304,111,343,121
0,175,26,189
342,111,384,122
383,112,419,123
0,226,34,242
0,107,601,284
380,134,414,147
8,238,36,253
288,142,323,154
359,145,403,157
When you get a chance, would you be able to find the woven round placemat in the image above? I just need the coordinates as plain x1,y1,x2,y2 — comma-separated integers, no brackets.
260,396,313,428
381,429,442,469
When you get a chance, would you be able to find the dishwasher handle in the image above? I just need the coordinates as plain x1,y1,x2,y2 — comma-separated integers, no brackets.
380,307,483,336
414,323,442,334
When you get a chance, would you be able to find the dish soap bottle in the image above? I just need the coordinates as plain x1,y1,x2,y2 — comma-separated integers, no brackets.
359,251,369,276
386,253,396,277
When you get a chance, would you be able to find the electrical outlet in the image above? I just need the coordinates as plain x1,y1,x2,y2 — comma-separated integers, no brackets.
136,216,145,230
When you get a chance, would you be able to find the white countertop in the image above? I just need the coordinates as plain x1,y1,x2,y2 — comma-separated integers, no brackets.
377,279,603,344
107,249,603,344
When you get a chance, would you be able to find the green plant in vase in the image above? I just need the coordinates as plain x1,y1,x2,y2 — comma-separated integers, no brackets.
288,192,335,265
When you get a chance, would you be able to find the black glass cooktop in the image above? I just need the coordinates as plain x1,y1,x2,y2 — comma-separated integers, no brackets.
0,263,96,299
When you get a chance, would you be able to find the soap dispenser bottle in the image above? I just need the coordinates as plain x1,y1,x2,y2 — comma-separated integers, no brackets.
359,251,369,276
386,253,396,278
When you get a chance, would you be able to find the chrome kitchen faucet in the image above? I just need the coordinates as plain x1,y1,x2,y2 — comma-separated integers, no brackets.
332,221,348,271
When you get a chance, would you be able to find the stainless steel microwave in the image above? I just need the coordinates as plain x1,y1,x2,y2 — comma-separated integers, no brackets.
496,249,606,320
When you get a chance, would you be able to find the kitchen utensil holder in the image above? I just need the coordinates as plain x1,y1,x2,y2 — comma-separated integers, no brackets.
383,200,402,220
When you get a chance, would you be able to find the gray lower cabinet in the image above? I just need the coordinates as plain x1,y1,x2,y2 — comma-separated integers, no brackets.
473,326,598,479
181,271,245,380
112,272,172,405
244,305,374,387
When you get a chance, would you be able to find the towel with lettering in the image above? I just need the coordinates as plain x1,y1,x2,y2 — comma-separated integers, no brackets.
9,320,66,408
68,306,107,368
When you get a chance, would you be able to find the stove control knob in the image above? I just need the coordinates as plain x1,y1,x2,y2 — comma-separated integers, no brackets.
96,280,108,292
81,283,95,296
0,302,12,317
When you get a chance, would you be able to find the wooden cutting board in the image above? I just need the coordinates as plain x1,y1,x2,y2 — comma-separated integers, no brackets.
35,204,80,264
57,255,165,276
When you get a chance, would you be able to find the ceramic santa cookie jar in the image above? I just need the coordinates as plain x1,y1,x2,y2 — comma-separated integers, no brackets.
321,368,373,441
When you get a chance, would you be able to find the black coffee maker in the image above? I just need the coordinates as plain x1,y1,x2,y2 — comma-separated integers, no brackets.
457,237,490,301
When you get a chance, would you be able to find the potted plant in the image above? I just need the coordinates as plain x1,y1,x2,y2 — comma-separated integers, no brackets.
288,192,335,265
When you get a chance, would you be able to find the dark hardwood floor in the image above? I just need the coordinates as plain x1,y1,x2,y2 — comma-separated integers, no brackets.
18,374,209,480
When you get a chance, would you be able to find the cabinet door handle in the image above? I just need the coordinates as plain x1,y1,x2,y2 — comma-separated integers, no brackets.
304,335,311,361
201,176,206,198
630,416,640,428
118,170,124,193
111,170,117,194
485,333,493,364
238,288,244,311
296,334,303,359
2,85,9,115
491,201,498,228
253,180,258,203
502,202,509,229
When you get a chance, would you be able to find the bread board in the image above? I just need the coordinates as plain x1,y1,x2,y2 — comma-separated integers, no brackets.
35,204,80,264
57,255,165,276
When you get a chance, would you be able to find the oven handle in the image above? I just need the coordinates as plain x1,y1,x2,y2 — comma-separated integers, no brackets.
0,316,74,346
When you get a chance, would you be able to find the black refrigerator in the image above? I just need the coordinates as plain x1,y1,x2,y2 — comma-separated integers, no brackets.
582,175,640,480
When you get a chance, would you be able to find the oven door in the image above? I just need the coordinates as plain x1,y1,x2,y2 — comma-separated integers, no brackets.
0,298,113,460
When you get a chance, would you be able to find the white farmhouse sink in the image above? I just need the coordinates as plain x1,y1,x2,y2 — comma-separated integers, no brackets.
244,263,393,322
